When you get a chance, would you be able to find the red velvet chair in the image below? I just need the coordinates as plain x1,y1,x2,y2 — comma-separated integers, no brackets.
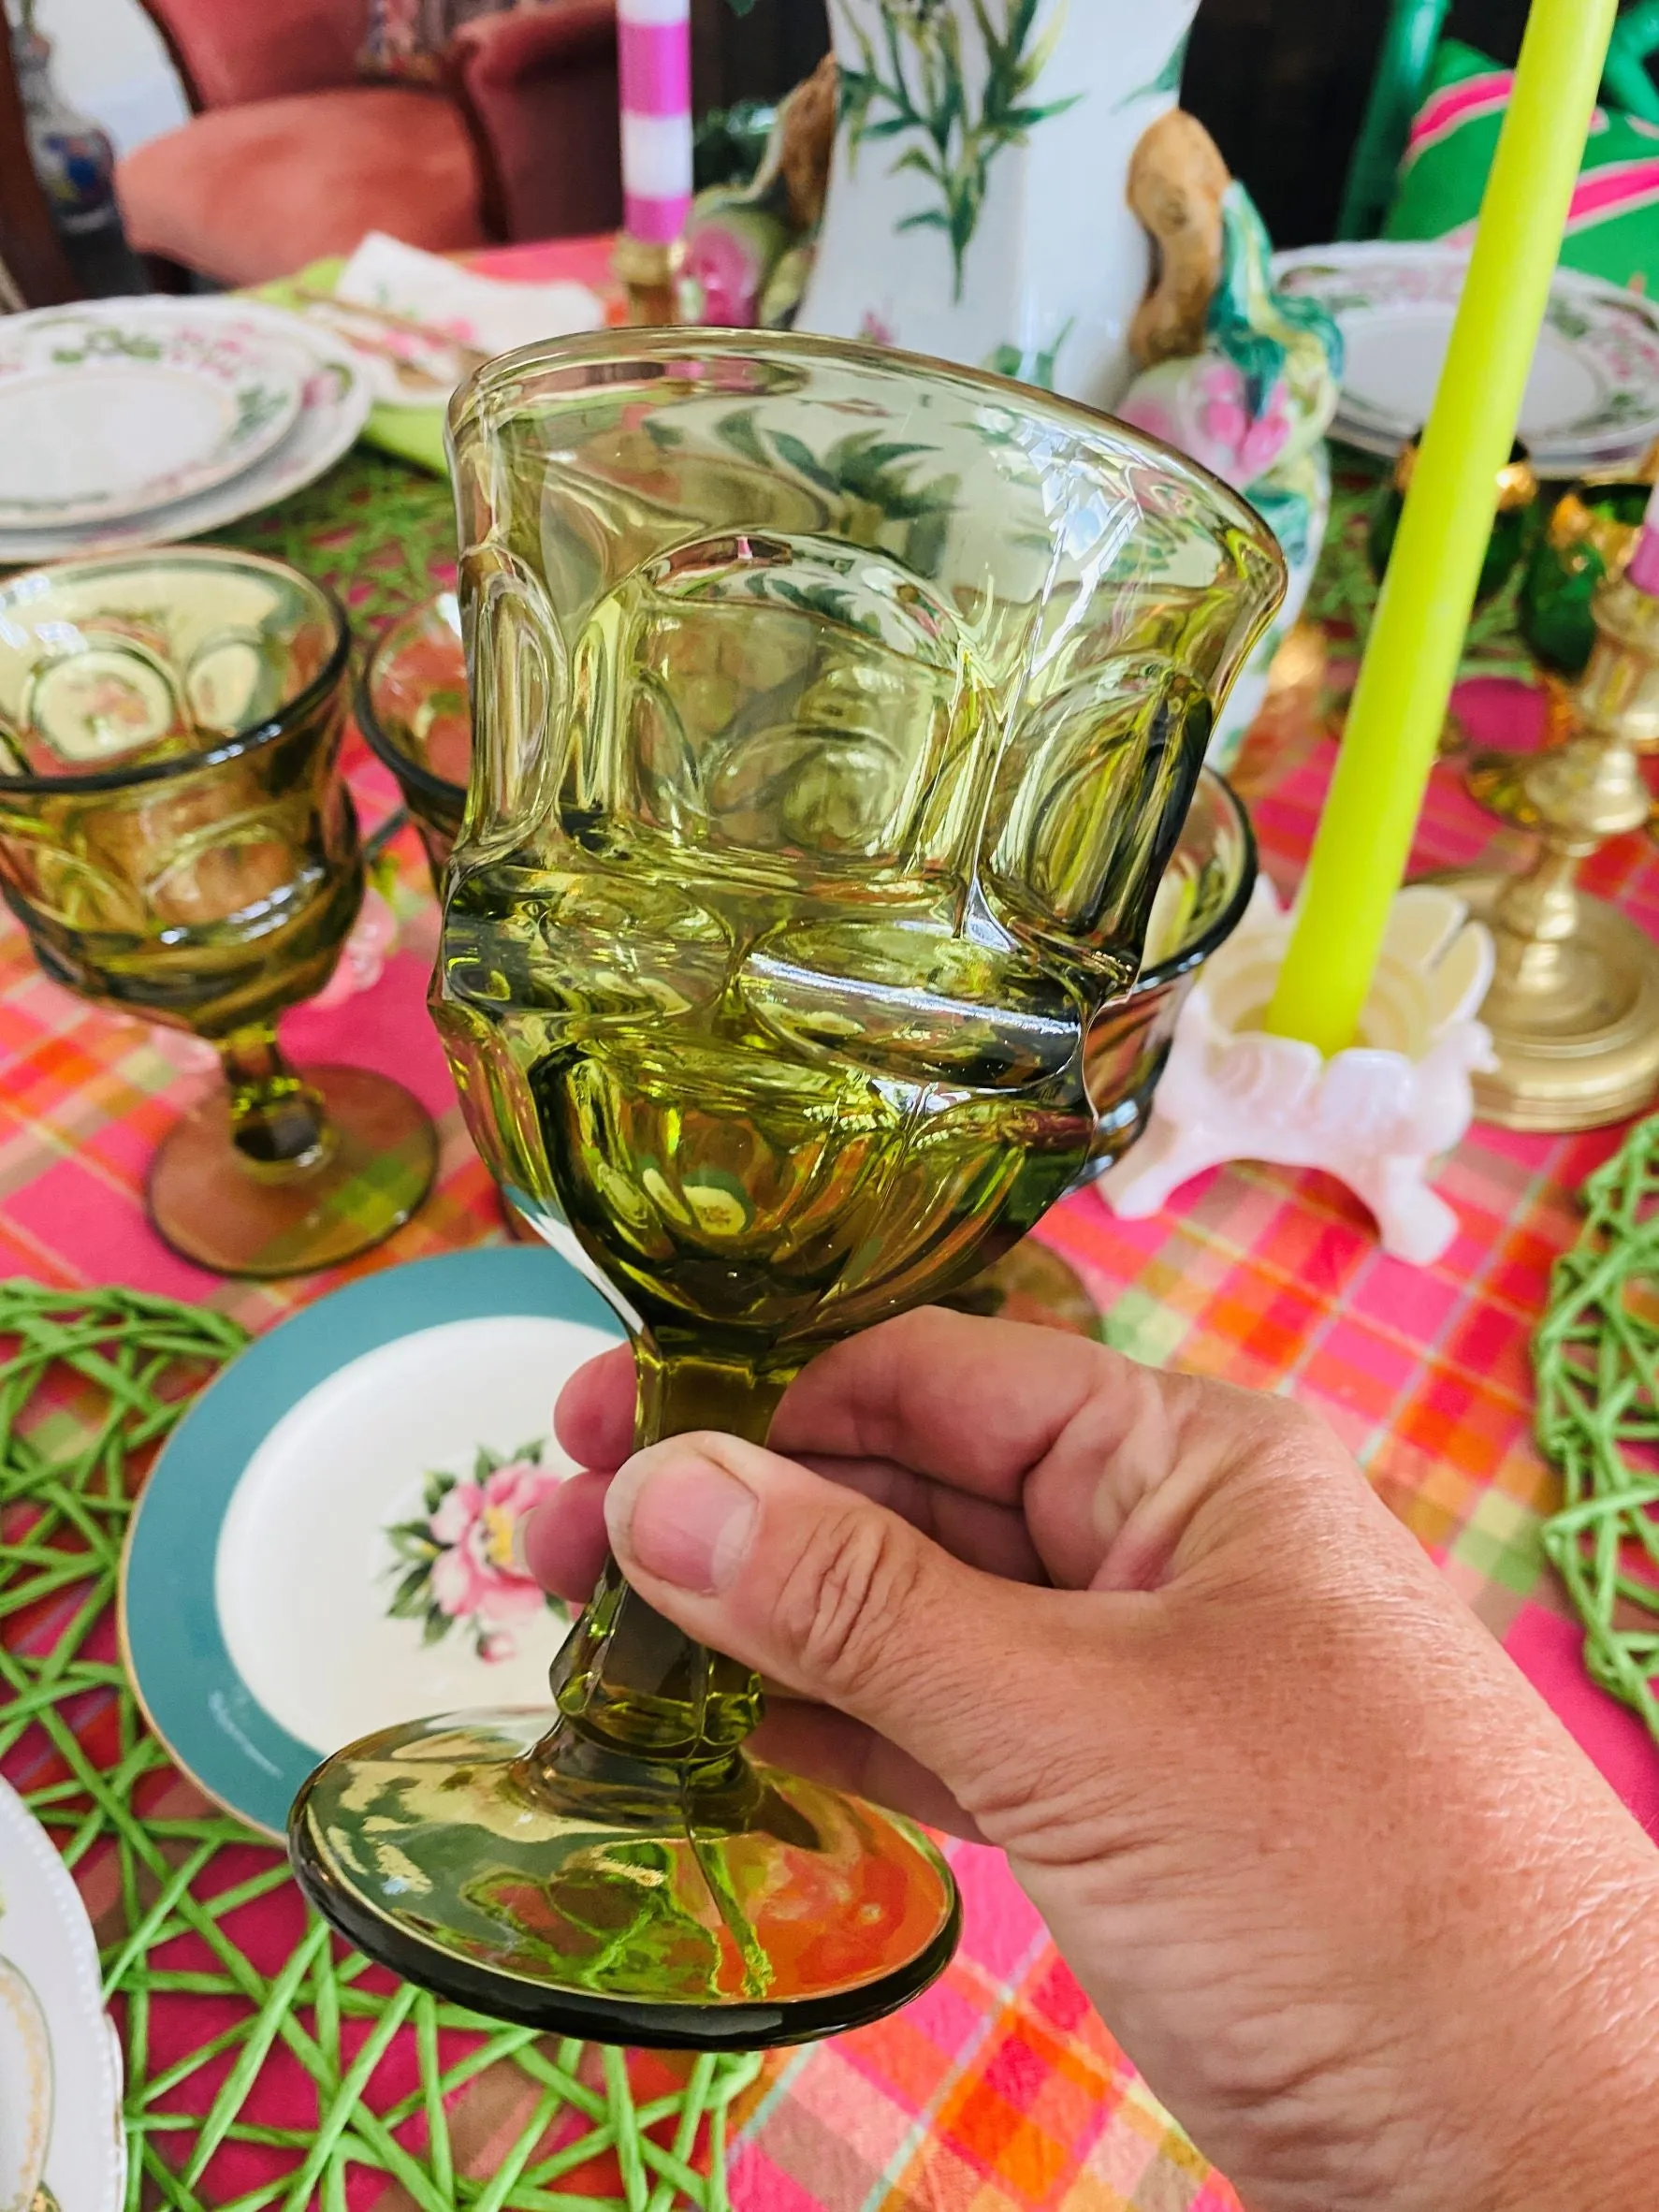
117,0,621,287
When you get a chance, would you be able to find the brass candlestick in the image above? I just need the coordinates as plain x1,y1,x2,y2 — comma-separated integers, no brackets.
1437,569,1659,1130
1467,455,1659,827
611,231,685,326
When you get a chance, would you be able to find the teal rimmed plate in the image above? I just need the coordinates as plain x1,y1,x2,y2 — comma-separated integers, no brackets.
121,1246,623,1838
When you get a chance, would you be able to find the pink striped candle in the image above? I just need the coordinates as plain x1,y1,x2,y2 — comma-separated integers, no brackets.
618,0,692,245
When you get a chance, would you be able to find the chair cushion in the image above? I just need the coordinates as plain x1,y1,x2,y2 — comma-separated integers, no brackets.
115,86,487,286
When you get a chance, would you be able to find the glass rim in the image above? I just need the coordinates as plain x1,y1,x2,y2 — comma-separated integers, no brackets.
357,598,468,811
1136,766,1258,997
0,545,352,795
446,324,1288,587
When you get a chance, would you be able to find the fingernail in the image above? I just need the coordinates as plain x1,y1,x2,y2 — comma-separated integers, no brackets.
607,1448,757,1594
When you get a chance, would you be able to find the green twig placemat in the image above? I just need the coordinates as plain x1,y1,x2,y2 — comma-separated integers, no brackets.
0,1281,760,2211
1536,1120,1659,1741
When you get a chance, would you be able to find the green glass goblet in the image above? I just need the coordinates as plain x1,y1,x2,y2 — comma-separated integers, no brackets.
289,331,1285,2046
357,590,469,889
0,548,437,1277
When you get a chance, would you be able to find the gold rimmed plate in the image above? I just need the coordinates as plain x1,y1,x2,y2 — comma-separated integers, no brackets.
119,1247,622,1837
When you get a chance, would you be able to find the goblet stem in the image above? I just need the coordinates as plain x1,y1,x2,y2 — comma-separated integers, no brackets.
217,1025,334,1171
544,1345,792,1768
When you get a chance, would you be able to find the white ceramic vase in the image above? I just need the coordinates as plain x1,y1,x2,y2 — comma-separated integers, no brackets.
797,0,1200,412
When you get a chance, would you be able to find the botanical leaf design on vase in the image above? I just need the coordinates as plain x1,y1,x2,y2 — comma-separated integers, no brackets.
383,1440,568,1662
984,315,1074,390
837,0,1080,300
683,403,961,573
1113,29,1189,111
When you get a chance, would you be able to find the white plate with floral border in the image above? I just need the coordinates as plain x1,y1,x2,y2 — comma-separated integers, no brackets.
120,1246,624,1840
0,304,306,529
0,301,372,566
0,1777,125,2212
1273,241,1659,470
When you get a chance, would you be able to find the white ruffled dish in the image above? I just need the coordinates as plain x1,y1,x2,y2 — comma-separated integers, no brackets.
0,1779,125,2212
0,300,371,565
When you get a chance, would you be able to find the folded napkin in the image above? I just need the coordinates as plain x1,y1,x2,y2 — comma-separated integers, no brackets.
338,231,605,367
261,233,608,475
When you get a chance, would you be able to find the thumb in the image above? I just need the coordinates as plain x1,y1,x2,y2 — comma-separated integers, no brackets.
603,1428,1103,1812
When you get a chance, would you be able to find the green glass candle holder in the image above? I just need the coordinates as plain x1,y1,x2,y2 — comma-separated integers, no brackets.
1470,469,1655,827
1520,477,1654,682
1368,431,1538,608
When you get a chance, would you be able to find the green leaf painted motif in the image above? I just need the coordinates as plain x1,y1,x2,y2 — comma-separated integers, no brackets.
1547,299,1593,342
1113,30,1189,111
771,429,841,490
387,1564,432,1620
836,0,1081,300
715,407,771,470
983,315,1073,390
706,408,959,574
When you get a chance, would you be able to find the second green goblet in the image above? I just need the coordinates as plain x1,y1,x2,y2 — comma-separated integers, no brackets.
0,548,437,1277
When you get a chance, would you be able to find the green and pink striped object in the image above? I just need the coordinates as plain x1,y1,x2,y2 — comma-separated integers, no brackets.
618,0,693,245
1387,38,1659,292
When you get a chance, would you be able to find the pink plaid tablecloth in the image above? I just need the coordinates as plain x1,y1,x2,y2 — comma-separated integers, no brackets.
4,507,1657,2201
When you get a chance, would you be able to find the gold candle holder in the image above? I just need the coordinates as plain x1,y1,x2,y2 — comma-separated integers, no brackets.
1437,569,1659,1130
1466,454,1659,825
610,231,686,327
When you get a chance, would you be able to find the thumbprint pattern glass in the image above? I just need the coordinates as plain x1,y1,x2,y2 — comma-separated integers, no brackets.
0,548,437,1276
357,589,470,888
289,331,1285,2045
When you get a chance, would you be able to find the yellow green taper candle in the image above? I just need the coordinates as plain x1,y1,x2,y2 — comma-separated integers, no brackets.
1264,0,1619,1056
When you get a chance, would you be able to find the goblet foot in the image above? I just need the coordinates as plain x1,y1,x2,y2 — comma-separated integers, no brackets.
149,1064,437,1276
289,1709,959,2049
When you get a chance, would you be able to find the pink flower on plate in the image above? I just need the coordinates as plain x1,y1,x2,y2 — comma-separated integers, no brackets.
427,1458,564,1633
1117,394,1179,448
384,1443,568,1660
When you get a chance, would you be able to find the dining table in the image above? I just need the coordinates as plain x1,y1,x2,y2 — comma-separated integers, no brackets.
3,236,1657,2212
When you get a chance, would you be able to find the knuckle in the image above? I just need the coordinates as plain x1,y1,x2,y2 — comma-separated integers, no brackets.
773,1503,922,1701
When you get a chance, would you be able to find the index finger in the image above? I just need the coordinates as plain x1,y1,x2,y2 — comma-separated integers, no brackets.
555,1304,1176,1512
767,1306,1128,1504
554,1308,1109,1495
